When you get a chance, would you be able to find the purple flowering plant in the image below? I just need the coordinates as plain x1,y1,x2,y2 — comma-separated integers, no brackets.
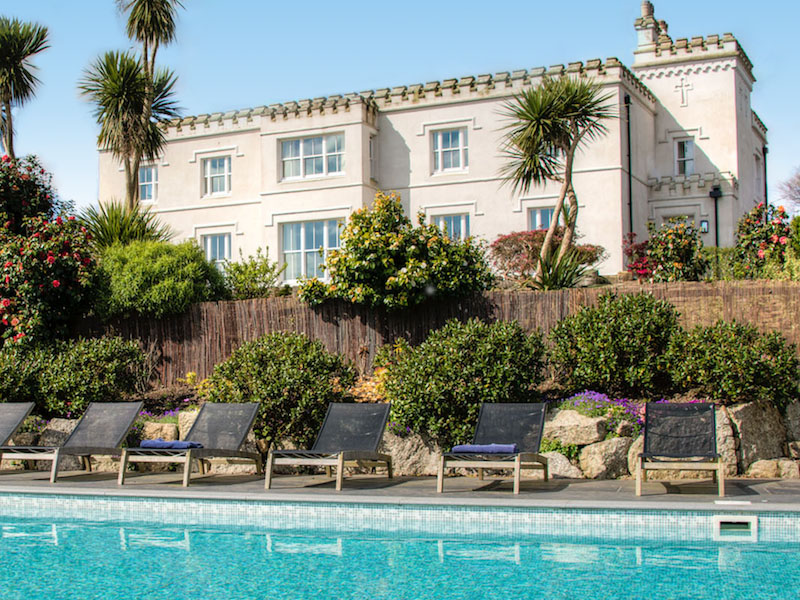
559,390,644,437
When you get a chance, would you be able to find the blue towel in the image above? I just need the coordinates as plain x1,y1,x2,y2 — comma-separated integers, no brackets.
139,438,204,449
451,443,518,454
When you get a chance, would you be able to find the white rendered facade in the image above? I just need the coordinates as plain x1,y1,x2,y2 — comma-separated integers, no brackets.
97,2,767,278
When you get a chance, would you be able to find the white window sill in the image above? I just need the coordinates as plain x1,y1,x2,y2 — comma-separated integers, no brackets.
280,173,346,184
202,192,232,199
431,169,469,177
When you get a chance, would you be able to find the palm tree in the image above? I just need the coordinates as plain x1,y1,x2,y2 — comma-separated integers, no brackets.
502,77,613,265
0,17,49,160
118,0,183,82
79,51,179,211
117,0,184,203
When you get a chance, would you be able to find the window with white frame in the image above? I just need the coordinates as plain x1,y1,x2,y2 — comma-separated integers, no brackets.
433,214,470,241
202,233,231,268
369,135,377,180
202,156,232,196
281,133,344,180
432,128,468,173
282,219,343,281
529,207,556,230
755,154,763,200
675,139,695,176
138,165,157,202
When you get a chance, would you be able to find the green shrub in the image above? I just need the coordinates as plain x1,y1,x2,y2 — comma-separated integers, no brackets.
0,336,147,418
97,240,226,319
223,247,286,300
378,318,546,449
298,192,494,310
540,438,580,462
646,218,708,282
549,293,680,397
701,247,747,280
201,332,357,448
36,337,147,418
666,321,799,410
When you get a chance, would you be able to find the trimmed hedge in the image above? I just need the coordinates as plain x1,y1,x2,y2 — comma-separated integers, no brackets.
549,293,680,397
378,318,546,449
97,240,226,319
667,321,800,409
201,332,357,448
0,336,147,418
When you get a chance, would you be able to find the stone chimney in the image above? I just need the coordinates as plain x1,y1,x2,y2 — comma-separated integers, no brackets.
634,1,664,54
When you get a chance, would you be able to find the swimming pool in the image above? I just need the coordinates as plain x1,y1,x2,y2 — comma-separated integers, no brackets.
1,492,798,599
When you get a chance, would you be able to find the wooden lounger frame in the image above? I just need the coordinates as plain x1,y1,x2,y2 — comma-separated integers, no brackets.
437,452,548,495
636,455,725,497
118,447,263,487
265,450,392,492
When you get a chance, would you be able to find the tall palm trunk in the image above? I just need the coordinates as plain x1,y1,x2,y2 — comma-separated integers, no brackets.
124,159,138,211
2,98,14,160
538,143,577,274
558,185,579,259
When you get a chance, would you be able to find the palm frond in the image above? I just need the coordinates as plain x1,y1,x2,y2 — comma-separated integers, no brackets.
119,0,184,48
530,248,588,291
79,200,173,251
499,76,614,194
0,17,49,106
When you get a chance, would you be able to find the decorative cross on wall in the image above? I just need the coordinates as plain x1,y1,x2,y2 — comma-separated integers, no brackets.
674,77,693,107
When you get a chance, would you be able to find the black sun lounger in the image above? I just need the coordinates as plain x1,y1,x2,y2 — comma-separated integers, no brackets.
118,402,262,487
636,402,723,496
0,402,34,448
437,403,548,494
0,401,143,483
265,403,392,491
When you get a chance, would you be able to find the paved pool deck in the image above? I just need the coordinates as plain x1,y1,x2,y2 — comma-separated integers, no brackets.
1,469,800,512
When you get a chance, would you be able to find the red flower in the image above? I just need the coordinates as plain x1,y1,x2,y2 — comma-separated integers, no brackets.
1,299,10,307
47,256,56,264
52,280,60,288
0,155,8,162
10,317,19,327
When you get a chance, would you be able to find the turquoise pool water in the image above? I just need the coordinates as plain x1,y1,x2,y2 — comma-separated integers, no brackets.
0,495,798,599
3,518,800,599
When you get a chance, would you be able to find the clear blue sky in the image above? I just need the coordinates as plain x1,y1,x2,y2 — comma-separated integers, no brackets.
3,0,798,209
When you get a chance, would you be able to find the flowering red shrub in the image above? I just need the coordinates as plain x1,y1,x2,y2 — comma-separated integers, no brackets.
735,202,790,275
622,232,652,278
0,155,62,235
489,227,605,281
0,216,95,345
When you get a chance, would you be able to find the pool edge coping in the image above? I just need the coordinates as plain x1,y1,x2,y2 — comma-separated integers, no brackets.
1,483,799,514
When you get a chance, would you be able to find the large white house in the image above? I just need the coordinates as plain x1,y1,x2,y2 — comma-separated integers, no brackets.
98,2,767,279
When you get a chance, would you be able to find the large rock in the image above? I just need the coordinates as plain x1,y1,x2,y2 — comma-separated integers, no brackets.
727,402,786,471
715,407,739,477
542,451,583,479
142,422,178,441
0,432,38,470
580,437,632,479
746,459,800,479
380,432,442,476
178,410,199,440
544,410,607,446
784,401,800,441
37,418,81,472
